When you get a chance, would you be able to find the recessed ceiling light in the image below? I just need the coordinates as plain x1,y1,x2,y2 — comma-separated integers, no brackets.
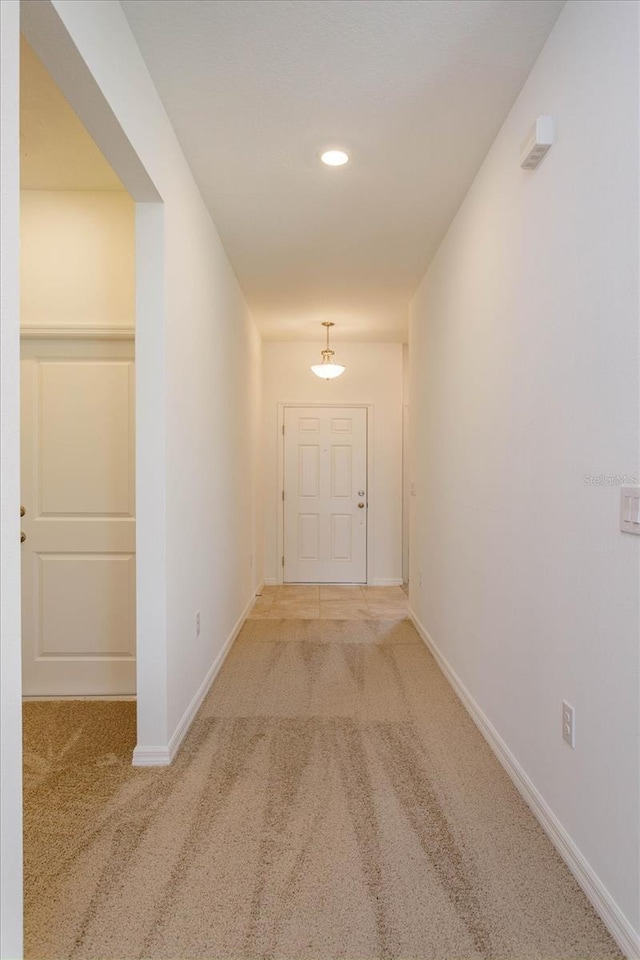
320,149,350,167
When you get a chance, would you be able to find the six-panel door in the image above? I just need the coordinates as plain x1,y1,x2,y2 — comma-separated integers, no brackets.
283,406,367,583
20,338,136,696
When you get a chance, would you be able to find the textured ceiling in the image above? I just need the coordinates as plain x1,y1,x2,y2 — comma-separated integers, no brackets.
123,0,564,342
20,37,124,191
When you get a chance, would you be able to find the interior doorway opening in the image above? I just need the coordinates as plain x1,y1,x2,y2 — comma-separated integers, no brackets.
19,36,137,700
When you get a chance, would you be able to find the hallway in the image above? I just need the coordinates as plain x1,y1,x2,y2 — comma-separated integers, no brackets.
2,2,639,958
23,615,620,959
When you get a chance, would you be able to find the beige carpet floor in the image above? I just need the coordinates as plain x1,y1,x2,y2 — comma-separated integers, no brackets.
23,619,622,960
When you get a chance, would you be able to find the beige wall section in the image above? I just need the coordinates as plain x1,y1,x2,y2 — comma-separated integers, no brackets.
20,190,134,329
262,341,403,586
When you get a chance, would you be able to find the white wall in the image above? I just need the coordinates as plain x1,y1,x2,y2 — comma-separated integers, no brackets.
409,0,639,951
163,201,262,736
262,341,403,585
0,4,23,956
20,0,263,760
20,190,134,329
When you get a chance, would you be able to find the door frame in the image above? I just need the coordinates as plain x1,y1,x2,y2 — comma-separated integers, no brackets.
276,403,374,585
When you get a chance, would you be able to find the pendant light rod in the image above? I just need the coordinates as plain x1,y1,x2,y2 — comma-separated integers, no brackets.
322,321,335,359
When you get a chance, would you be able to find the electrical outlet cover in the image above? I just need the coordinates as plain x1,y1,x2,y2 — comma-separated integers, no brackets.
562,700,575,748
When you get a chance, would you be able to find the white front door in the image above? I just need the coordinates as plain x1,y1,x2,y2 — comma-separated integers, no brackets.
283,406,367,583
20,338,136,696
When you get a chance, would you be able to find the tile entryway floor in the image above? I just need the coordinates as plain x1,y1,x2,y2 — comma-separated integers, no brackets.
249,584,408,620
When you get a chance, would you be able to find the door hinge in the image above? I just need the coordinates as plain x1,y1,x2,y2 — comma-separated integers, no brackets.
282,556,285,567
282,490,285,501
282,424,285,435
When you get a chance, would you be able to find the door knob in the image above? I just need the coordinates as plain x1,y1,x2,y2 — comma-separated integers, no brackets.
21,532,26,543
20,505,25,517
358,502,365,509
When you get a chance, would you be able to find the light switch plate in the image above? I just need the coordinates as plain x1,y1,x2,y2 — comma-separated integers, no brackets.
620,486,640,535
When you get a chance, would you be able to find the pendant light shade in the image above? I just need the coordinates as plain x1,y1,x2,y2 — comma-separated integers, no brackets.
311,322,345,380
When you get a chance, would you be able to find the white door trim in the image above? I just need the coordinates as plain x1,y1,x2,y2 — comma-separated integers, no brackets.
20,325,135,341
276,403,375,585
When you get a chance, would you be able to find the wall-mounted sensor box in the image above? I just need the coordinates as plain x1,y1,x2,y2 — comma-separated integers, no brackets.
520,115,554,170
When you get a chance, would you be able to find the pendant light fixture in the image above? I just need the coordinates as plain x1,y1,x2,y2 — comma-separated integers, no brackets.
310,322,346,380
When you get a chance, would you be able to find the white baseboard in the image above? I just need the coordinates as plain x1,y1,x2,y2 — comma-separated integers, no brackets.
264,578,404,587
131,743,172,766
410,609,640,960
132,594,254,768
22,694,136,701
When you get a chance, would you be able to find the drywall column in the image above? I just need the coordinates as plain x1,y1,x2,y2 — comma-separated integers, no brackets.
135,202,169,752
0,3,24,956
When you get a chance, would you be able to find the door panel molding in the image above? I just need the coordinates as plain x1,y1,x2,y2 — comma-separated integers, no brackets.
37,357,135,518
34,551,135,659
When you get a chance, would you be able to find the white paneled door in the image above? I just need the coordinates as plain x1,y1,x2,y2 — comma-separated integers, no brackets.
20,339,136,696
283,406,367,583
